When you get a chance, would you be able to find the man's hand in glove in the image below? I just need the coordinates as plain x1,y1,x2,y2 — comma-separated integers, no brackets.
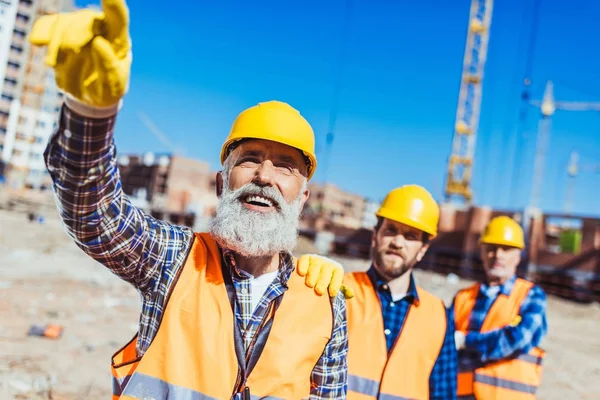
297,254,355,299
29,0,132,108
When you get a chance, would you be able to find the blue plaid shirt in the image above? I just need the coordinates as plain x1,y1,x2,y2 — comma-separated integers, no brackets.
454,275,548,364
367,267,458,400
44,104,348,399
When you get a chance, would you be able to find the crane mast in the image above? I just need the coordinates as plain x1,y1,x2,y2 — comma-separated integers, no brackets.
444,0,494,204
529,81,600,211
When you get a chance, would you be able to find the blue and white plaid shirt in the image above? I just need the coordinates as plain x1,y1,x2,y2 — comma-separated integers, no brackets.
44,104,348,399
453,275,548,364
367,267,458,400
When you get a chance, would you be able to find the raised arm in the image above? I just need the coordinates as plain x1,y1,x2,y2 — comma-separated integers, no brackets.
45,102,192,291
31,0,193,292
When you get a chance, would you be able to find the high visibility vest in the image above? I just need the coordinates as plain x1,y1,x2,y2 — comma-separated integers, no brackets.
344,271,447,400
454,278,545,400
111,232,334,400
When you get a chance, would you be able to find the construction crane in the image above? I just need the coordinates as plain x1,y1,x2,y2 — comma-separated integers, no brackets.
528,81,600,211
444,0,494,205
565,150,600,215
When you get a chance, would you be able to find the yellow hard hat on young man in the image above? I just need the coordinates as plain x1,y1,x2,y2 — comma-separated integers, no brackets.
376,184,440,237
220,100,318,180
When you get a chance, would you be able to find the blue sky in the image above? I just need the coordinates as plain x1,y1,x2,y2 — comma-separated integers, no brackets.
75,0,600,217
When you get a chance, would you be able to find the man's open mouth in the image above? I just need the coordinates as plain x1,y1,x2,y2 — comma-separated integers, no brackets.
242,194,278,210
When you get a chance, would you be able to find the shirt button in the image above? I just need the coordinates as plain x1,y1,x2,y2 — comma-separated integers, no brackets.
382,284,389,291
240,288,247,294
384,329,391,335
389,302,395,308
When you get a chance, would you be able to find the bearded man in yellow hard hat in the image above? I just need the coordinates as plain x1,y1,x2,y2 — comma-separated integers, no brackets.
29,1,349,398
300,185,459,400
452,216,548,400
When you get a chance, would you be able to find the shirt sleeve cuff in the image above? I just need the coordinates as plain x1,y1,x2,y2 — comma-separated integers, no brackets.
465,332,480,351
65,93,122,119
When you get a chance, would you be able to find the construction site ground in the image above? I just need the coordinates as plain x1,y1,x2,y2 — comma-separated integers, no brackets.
1,208,599,400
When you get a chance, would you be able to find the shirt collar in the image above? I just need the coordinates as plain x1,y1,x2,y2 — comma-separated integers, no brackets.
367,265,420,305
480,274,517,297
221,248,295,288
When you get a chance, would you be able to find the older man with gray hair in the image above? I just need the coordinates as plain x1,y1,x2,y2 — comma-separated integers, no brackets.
30,1,348,398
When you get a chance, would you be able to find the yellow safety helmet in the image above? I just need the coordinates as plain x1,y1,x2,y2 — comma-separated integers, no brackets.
220,101,317,180
480,216,525,249
376,185,440,238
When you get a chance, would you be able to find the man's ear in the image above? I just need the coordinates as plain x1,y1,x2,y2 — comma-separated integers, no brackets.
371,228,377,249
416,243,430,262
216,172,223,197
299,187,310,209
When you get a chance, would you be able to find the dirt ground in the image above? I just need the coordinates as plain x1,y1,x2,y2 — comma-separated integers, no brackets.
1,208,599,399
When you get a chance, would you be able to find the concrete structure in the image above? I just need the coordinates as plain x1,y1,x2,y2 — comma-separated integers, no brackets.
304,182,367,230
324,202,600,304
361,198,380,229
0,0,73,191
117,152,219,226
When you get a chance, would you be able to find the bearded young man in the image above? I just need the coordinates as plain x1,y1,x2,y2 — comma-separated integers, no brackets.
303,185,458,400
30,1,348,398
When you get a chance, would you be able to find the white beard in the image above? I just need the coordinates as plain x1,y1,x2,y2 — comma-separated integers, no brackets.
209,181,305,258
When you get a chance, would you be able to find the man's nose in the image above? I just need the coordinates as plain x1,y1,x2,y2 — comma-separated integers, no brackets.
253,160,277,187
390,234,406,249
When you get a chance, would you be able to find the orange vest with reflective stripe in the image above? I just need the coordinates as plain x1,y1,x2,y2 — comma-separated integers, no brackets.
454,278,545,400
344,271,447,400
111,232,334,400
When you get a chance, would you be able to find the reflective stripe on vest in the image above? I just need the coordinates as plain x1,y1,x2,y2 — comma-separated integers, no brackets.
122,372,220,399
348,374,415,400
117,372,286,400
110,232,333,400
345,271,447,400
454,278,546,400
458,351,544,373
474,373,538,394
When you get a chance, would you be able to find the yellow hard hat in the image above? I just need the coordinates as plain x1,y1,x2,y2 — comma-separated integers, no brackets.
376,185,440,238
220,101,317,180
480,216,525,249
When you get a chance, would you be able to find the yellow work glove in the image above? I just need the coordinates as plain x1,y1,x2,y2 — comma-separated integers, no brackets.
297,254,354,299
29,0,131,108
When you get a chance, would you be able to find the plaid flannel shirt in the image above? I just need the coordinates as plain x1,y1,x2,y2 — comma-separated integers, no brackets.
452,275,548,365
367,267,458,400
44,104,348,399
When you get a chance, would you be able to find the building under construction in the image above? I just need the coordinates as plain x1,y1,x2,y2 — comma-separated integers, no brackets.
312,205,600,304
117,152,219,229
0,0,73,192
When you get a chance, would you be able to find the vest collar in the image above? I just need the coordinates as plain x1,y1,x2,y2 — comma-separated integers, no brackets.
221,248,295,288
481,274,517,298
367,266,420,306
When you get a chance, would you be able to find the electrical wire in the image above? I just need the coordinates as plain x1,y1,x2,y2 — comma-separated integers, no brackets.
507,0,542,208
321,0,353,185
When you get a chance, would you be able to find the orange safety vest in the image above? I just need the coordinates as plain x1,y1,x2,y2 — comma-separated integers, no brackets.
344,271,447,400
111,232,334,400
454,278,545,400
